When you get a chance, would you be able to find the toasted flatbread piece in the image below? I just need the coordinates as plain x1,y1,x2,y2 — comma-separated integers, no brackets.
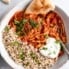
2,0,11,4
25,0,55,14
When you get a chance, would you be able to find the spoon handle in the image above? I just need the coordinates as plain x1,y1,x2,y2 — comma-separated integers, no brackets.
61,41,69,55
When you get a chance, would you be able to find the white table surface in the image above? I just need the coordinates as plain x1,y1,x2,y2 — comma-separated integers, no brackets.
0,0,69,69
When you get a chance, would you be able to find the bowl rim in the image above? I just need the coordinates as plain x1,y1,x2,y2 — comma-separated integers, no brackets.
0,0,69,69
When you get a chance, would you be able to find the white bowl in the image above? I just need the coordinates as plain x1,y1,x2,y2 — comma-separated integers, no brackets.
0,0,69,69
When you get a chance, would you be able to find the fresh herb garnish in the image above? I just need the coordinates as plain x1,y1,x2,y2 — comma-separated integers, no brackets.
14,19,27,36
5,26,10,33
55,40,60,44
55,40,64,52
19,51,25,60
53,51,56,54
30,52,40,64
30,52,37,59
24,62,29,66
14,20,20,24
42,47,48,50
29,19,38,28
44,34,49,39
10,41,21,46
35,59,41,65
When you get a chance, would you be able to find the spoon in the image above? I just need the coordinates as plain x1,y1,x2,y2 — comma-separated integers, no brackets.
60,41,69,55
51,41,69,69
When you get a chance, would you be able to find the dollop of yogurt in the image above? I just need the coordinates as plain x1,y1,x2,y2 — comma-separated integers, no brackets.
39,37,61,58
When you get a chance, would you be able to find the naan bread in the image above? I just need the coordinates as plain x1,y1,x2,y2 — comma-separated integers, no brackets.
25,0,55,14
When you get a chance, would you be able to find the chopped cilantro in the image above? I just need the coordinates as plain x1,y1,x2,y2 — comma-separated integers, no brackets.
30,52,40,64
10,41,21,46
53,51,56,54
14,19,27,36
29,19,38,28
19,51,25,60
35,59,41,65
42,47,48,50
55,40,60,44
30,52,37,59
14,20,20,24
5,26,10,33
24,62,29,66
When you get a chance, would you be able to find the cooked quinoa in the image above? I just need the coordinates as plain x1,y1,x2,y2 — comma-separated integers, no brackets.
2,26,58,69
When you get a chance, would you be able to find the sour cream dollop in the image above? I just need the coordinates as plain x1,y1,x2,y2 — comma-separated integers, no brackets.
39,37,61,58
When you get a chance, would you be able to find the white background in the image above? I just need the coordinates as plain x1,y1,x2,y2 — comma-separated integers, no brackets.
0,0,69,69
